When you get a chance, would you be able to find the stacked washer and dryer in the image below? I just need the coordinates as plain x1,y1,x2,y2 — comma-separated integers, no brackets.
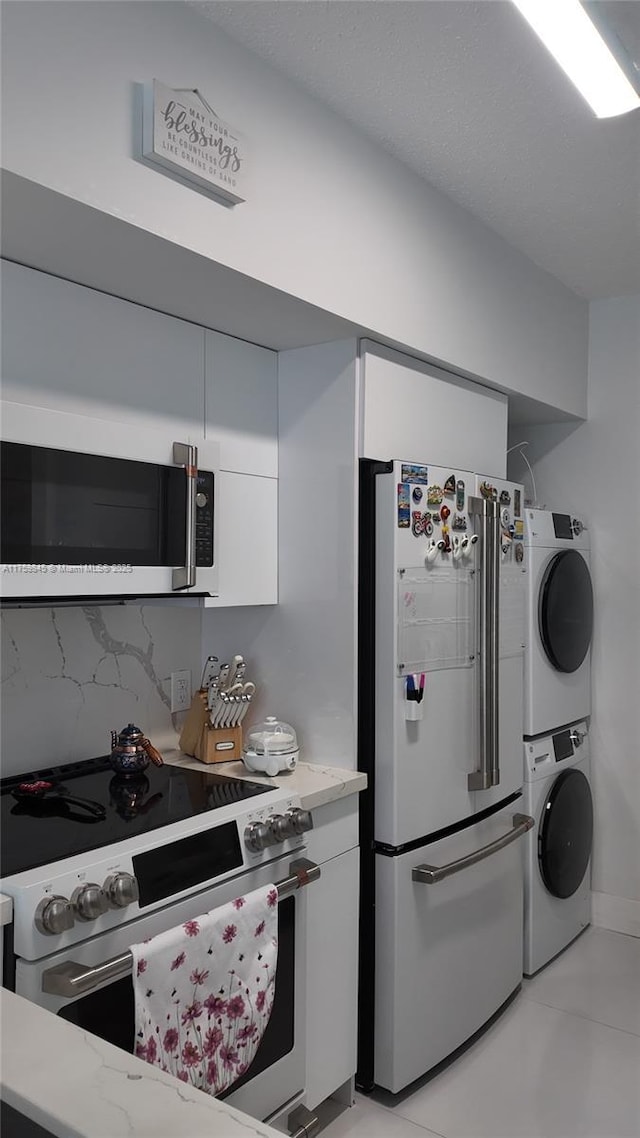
522,510,595,976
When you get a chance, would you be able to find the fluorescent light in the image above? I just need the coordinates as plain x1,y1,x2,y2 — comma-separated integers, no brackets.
512,0,640,118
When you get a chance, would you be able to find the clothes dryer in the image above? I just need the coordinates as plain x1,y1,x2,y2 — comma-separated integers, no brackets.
524,509,593,737
523,722,592,976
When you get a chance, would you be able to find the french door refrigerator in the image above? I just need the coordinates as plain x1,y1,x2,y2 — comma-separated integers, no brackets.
357,459,532,1094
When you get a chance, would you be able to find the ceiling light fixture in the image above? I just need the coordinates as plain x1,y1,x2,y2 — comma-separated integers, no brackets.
511,0,640,118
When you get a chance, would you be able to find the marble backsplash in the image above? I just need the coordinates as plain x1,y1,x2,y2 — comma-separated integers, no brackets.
1,604,202,778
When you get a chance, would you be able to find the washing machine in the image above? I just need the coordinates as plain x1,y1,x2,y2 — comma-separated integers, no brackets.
524,509,593,737
523,721,593,976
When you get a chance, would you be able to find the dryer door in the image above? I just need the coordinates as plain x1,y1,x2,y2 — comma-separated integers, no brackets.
539,550,593,673
538,769,593,898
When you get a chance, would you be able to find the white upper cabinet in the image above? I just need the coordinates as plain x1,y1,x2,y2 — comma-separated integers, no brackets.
360,341,508,479
1,262,205,434
205,330,278,477
205,471,277,608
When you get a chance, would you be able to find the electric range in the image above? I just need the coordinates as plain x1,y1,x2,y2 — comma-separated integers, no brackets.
0,755,312,962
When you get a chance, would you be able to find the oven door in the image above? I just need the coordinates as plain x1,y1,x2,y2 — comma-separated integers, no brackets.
12,851,306,1123
1,402,219,599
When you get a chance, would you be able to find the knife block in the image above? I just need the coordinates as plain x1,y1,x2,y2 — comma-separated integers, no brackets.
179,690,243,764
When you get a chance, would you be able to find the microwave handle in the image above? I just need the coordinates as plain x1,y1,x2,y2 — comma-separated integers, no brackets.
172,442,198,591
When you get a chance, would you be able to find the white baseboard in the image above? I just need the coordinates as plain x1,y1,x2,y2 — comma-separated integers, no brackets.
591,891,640,938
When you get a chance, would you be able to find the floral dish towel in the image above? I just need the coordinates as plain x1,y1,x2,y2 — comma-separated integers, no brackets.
130,883,278,1096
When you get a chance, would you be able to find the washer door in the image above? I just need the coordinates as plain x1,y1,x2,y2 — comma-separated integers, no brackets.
538,769,593,898
539,550,593,673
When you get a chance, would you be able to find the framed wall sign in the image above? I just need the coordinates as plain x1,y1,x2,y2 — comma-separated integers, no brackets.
142,79,247,205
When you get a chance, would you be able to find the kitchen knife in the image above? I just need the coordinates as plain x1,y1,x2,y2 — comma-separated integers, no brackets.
200,656,219,691
227,655,244,691
217,663,230,693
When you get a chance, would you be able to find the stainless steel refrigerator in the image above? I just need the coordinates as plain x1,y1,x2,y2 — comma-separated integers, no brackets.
357,458,532,1094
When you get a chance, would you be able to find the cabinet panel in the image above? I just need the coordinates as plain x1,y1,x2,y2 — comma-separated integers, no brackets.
205,330,277,477
360,341,508,478
1,262,204,433
205,471,277,607
304,846,359,1112
304,797,359,864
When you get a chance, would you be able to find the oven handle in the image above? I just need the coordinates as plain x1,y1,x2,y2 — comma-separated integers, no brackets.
41,859,320,998
172,441,198,591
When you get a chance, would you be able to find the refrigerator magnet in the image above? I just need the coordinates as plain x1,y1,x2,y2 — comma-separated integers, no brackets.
412,511,424,537
401,463,429,484
397,483,411,527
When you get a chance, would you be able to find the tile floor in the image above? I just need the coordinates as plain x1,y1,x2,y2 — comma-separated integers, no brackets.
319,927,640,1138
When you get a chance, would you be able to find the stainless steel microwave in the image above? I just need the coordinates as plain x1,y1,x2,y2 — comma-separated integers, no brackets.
1,402,219,601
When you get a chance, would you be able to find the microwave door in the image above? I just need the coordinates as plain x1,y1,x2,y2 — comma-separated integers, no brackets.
1,405,219,599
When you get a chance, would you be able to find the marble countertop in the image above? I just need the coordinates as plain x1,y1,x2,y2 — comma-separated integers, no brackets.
163,751,367,810
1,988,282,1138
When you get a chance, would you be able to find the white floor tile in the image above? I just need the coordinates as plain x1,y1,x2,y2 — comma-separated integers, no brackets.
523,927,640,1037
319,1095,445,1138
387,997,640,1138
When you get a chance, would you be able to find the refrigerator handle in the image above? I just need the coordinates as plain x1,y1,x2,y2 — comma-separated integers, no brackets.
467,496,500,790
412,813,534,884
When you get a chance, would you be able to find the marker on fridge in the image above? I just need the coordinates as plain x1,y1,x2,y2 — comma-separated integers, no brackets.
405,673,425,720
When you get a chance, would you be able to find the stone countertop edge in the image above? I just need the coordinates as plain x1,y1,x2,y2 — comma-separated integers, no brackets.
0,894,12,927
162,752,367,810
1,988,282,1138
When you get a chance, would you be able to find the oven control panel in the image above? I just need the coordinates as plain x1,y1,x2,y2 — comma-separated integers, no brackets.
3,790,311,961
244,807,313,852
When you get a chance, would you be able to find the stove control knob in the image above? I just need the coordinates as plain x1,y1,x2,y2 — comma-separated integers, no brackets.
103,872,139,909
268,814,295,843
244,821,272,852
285,807,314,836
71,883,109,922
35,895,75,936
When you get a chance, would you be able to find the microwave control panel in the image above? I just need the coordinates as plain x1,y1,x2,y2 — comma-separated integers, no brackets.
196,471,215,567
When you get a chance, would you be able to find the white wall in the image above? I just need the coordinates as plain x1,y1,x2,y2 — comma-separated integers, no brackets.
1,0,587,416
201,341,360,768
508,295,640,936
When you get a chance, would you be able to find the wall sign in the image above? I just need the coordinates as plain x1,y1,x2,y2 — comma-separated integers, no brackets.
142,79,247,205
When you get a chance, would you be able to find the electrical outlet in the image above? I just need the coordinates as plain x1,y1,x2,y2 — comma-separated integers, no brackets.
170,670,191,713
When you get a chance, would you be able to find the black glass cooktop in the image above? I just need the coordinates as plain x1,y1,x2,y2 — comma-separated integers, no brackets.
0,757,273,878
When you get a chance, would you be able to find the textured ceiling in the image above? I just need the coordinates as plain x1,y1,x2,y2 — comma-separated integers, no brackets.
192,0,640,300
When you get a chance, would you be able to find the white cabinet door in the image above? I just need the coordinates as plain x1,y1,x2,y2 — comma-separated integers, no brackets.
205,330,277,477
205,472,277,607
360,341,508,478
304,845,359,1112
1,262,205,433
